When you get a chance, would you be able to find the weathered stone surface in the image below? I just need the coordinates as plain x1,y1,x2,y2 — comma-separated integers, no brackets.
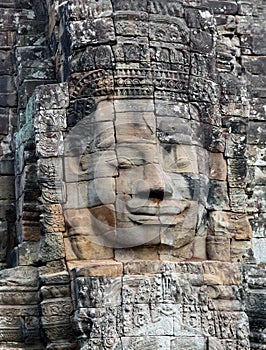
70,17,115,48
38,232,65,263
209,211,252,240
0,0,265,348
231,239,252,262
0,176,15,200
248,122,266,145
202,262,242,285
115,246,159,261
171,336,206,349
206,236,231,262
17,241,39,265
0,266,38,287
229,187,248,213
209,152,227,181
65,178,115,209
64,235,114,261
160,144,199,173
253,238,266,263
69,260,123,277
207,180,230,210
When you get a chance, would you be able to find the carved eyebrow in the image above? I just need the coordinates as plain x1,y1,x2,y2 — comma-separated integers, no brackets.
117,158,136,168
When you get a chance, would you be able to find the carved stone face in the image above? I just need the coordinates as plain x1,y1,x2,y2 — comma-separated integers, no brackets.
63,98,209,257
61,2,221,259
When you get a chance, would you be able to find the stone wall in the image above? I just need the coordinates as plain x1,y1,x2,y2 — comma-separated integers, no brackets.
0,0,265,349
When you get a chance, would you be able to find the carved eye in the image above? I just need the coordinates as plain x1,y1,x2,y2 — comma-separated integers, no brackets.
175,158,191,169
117,158,135,169
166,158,191,171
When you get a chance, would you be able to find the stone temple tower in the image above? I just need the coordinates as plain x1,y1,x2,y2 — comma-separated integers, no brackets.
0,0,265,349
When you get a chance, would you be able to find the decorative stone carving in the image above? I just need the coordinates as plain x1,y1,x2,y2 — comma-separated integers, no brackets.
0,0,264,349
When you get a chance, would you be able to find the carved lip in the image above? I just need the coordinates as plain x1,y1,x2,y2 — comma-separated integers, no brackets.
126,199,190,224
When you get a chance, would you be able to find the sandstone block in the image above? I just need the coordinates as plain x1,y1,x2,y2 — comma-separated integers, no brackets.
18,80,56,109
69,260,123,277
38,233,65,263
171,336,206,349
227,158,247,188
155,100,190,118
0,266,38,287
69,0,113,20
247,145,266,166
157,117,192,144
191,30,214,54
41,298,73,317
114,12,149,37
225,134,246,158
42,323,75,343
42,292,72,312
121,336,171,349
209,152,227,181
251,186,266,213
114,98,154,113
115,246,159,262
0,51,14,75
0,75,15,93
206,236,230,262
207,180,230,210
208,211,252,240
38,259,67,276
223,116,248,133
64,235,113,261
246,290,266,317
250,215,266,238
238,1,254,16
0,176,15,200
0,222,8,262
202,262,242,285
231,239,252,262
73,276,121,308
150,15,189,44
65,178,115,209
117,142,159,168
16,47,53,69
229,187,247,213
208,0,238,14
34,109,66,133
123,261,163,275
36,131,64,158
248,122,266,145
250,97,266,121
35,83,69,109
193,236,207,260
17,242,39,266
253,238,266,263
40,272,70,286
161,203,198,248
115,117,156,144
0,287,38,305
170,173,209,204
160,144,198,173
0,159,14,175
79,150,118,180
70,17,115,48
0,109,9,135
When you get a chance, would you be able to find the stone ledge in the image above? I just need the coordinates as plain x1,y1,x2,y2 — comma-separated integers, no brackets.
68,259,123,278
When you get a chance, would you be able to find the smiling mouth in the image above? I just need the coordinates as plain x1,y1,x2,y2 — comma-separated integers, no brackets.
126,199,190,225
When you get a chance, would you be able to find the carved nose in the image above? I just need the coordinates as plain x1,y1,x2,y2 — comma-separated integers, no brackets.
135,164,173,199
